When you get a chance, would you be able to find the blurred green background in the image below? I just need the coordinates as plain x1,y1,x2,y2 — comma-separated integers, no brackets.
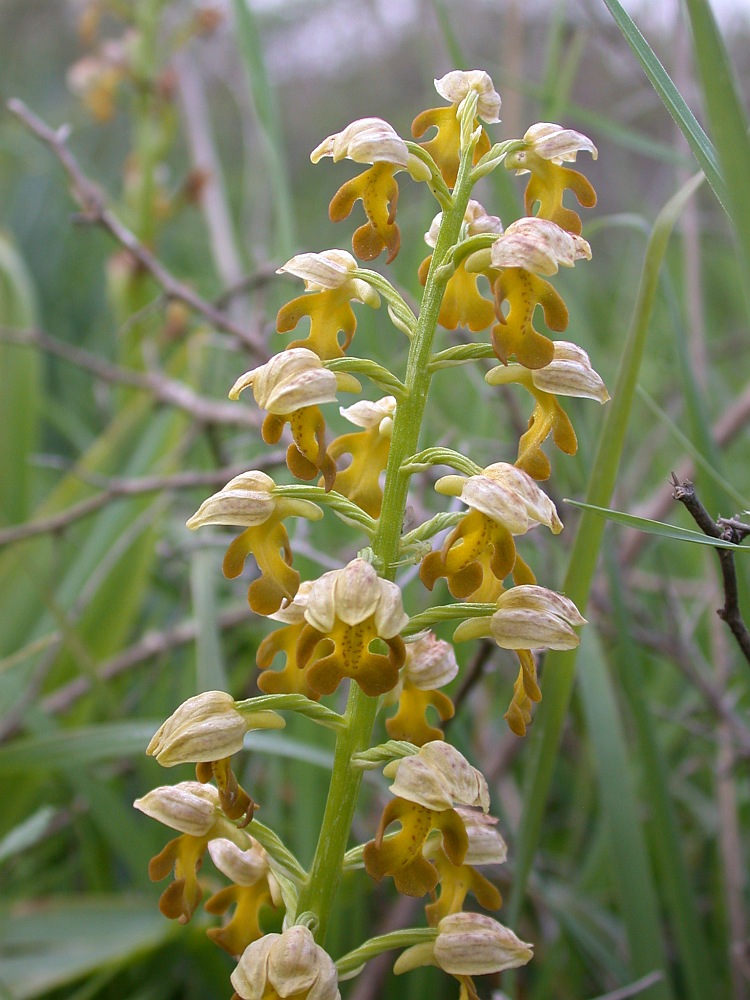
0,1,749,998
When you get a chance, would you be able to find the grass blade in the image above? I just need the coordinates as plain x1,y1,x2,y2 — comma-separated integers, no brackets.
506,172,704,956
230,0,296,258
0,232,40,526
682,0,750,314
599,0,726,214
603,547,717,999
564,500,748,550
576,627,673,998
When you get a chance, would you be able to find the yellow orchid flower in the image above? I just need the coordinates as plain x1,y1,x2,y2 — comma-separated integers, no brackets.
229,349,361,491
412,70,501,187
255,582,320,700
420,463,562,598
363,742,489,897
506,122,598,235
187,471,323,617
486,341,609,479
326,396,396,517
204,838,281,957
478,218,591,369
418,201,502,332
312,118,429,263
275,250,380,359
296,558,408,697
386,632,457,746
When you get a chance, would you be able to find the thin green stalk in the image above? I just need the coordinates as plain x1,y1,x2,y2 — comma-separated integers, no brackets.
295,135,478,943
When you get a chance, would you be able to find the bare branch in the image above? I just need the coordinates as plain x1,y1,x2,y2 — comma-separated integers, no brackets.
0,457,285,547
0,325,258,428
6,98,266,353
671,475,750,667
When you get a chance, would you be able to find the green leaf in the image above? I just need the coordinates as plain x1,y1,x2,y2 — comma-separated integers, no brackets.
682,0,750,321
0,722,158,773
576,628,674,997
563,500,747,550
190,547,228,693
0,232,40,526
230,0,296,258
0,897,174,999
600,0,727,213
506,172,704,986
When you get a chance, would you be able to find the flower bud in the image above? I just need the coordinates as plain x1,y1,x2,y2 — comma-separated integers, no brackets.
339,396,396,437
147,691,284,767
231,925,340,1000
133,781,219,837
434,913,533,975
394,913,533,976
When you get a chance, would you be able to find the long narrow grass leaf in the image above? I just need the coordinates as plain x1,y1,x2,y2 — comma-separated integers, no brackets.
230,0,296,257
599,0,727,214
506,173,704,940
682,0,750,318
564,500,748,550
576,629,673,997
604,548,717,1000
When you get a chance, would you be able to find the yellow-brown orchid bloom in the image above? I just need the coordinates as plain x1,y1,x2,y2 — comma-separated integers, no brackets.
418,201,502,332
486,340,609,479
296,558,408,697
229,349,361,490
506,122,598,235
204,837,282,956
186,471,323,616
255,582,320,700
275,250,380,360
412,70,501,187
311,118,429,263
385,632,458,746
471,218,591,369
363,742,489,897
326,396,396,517
420,463,562,598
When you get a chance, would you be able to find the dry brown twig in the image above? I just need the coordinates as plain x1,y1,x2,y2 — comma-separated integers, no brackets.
671,474,750,667
6,98,267,353
0,325,259,430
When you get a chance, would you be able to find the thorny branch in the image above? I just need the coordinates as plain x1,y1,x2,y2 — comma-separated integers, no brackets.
6,98,266,353
671,473,750,667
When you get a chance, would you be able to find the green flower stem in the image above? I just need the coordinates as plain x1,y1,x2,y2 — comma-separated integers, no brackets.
335,927,438,976
294,137,478,944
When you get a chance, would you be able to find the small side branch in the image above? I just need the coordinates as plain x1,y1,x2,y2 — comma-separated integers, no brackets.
671,474,750,666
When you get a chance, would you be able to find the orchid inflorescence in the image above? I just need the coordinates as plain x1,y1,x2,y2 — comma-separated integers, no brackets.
135,68,606,999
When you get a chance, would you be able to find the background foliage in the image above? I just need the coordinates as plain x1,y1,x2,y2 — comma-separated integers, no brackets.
0,1,749,998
